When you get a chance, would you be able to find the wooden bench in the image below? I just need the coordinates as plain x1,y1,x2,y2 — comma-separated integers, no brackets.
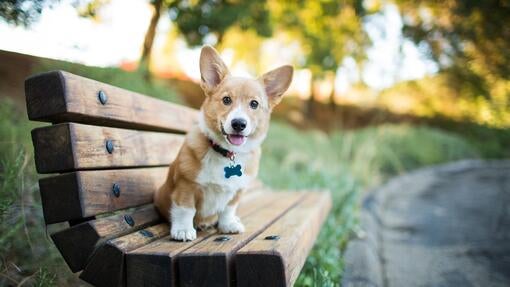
25,70,331,287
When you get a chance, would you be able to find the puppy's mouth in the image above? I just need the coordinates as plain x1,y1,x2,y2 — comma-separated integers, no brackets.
221,123,247,146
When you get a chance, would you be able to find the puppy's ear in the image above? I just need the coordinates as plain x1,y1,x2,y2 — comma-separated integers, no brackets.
200,45,229,94
260,65,293,109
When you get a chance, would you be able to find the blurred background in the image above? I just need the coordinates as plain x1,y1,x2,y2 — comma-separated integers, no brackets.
0,0,508,286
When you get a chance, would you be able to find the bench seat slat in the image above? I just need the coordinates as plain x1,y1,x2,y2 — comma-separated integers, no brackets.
25,70,198,133
39,167,168,224
80,223,170,287
31,123,183,173
125,191,297,287
81,190,277,287
51,205,161,272
235,191,332,287
177,192,306,287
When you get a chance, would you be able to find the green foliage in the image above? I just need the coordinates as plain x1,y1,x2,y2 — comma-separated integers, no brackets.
432,119,510,158
33,268,57,287
395,0,510,120
379,73,510,128
0,101,36,217
271,0,369,74
398,0,510,81
169,0,272,46
0,99,66,286
0,0,56,26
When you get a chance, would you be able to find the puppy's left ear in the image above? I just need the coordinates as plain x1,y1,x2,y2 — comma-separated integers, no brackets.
260,65,293,109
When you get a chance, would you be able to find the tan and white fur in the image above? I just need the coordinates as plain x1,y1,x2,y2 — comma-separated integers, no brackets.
154,45,293,241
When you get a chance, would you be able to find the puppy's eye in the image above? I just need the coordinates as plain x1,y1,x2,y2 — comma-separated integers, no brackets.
222,96,232,105
249,100,259,109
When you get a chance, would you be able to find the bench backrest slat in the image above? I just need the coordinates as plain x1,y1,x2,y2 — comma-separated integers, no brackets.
32,123,184,173
39,167,168,224
25,71,198,133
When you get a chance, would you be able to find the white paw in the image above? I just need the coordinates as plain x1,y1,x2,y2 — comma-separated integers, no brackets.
171,226,197,241
218,217,245,234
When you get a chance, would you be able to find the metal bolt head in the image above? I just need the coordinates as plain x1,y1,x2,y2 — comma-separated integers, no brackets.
124,215,134,226
98,90,108,105
264,235,280,240
139,230,154,238
112,183,121,197
214,236,231,242
105,140,114,153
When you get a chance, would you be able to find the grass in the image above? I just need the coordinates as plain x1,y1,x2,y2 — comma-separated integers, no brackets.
0,61,506,285
0,100,63,286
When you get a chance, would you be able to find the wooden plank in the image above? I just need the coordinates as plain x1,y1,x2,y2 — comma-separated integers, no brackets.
125,232,213,287
25,70,198,133
80,223,169,287
178,192,306,287
51,205,161,272
125,191,287,287
31,122,183,173
39,167,167,224
235,191,332,287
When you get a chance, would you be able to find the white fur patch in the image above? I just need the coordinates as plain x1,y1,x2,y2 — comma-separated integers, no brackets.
170,203,196,241
196,148,251,217
224,105,252,136
218,204,245,234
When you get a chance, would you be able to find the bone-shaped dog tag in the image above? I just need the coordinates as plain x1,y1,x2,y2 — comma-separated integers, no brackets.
224,164,242,178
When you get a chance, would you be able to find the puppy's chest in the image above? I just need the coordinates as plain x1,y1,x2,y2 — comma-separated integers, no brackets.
196,150,251,215
196,150,251,192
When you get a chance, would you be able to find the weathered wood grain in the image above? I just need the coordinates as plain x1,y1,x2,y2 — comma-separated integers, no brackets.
178,192,306,287
80,223,169,287
124,190,282,287
31,122,183,173
39,167,168,224
51,205,161,272
25,70,198,133
235,191,332,287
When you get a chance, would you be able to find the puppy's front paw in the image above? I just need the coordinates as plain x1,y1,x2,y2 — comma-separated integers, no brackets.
171,226,197,241
218,216,245,234
197,222,216,231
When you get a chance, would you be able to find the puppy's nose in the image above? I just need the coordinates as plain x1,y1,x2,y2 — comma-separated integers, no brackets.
231,118,247,132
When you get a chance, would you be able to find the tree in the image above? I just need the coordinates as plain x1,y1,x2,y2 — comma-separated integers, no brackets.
396,1,510,96
0,0,56,26
270,0,371,115
394,0,510,125
140,0,163,70
168,0,272,46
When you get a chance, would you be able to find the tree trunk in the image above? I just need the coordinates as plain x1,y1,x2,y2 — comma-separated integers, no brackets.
305,75,317,118
329,78,336,110
139,0,163,76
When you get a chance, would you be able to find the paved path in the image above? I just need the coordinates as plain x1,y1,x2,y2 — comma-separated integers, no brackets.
343,160,510,287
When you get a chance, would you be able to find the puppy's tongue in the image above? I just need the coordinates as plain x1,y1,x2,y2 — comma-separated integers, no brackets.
227,134,246,146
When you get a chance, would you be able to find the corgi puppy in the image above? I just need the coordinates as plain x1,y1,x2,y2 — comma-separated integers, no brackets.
154,46,293,241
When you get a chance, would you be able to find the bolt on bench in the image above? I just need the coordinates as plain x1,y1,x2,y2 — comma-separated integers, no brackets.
25,71,332,287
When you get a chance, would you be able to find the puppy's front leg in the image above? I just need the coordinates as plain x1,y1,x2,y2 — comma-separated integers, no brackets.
218,191,245,234
170,182,197,241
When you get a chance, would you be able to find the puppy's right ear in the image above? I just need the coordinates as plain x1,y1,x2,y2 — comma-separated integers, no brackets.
200,45,229,94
